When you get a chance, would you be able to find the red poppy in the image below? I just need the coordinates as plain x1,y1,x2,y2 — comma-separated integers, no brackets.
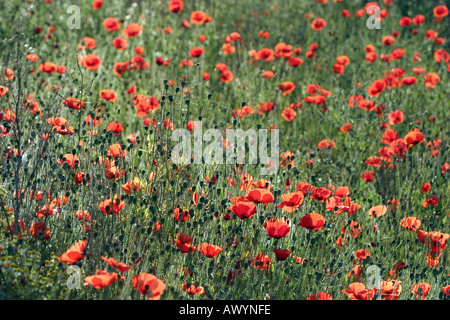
368,205,387,217
278,191,304,212
279,81,295,96
189,47,205,58
342,282,375,300
30,222,51,240
103,18,121,31
122,23,142,38
400,217,421,231
264,218,290,239
168,0,184,13
132,273,166,299
310,187,332,201
229,201,257,219
247,188,274,204
84,271,119,289
368,79,387,97
298,212,326,231
250,253,272,270
433,5,449,18
311,18,326,31
273,249,292,261
174,208,190,222
99,198,125,215
81,54,102,70
190,11,208,25
58,240,87,264
306,292,332,300
101,256,132,272
198,243,222,258
182,282,205,295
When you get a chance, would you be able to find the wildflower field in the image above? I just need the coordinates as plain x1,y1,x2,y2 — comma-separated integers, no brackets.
0,0,449,301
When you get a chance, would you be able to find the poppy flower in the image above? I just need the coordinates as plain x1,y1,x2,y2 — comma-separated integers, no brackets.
404,128,425,147
121,180,140,195
310,187,332,201
103,17,121,31
368,205,387,217
401,76,417,85
106,121,124,136
311,18,326,31
122,23,142,38
100,89,117,102
229,201,257,219
279,82,295,96
62,97,85,110
400,217,421,231
368,79,386,97
222,43,236,55
410,282,431,300
251,253,272,270
264,218,290,239
92,0,103,10
107,144,127,159
168,0,184,13
424,72,440,88
247,188,274,204
175,239,196,253
298,212,326,231
198,243,222,258
306,292,332,300
73,210,91,222
4,68,14,80
132,273,166,299
84,271,119,289
189,47,205,58
281,107,297,122
388,110,403,125
261,70,274,79
411,14,425,25
113,37,127,50
30,222,51,240
101,256,132,272
190,11,208,25
82,36,96,49
182,282,205,295
202,72,210,80
342,282,375,300
0,86,9,97
99,198,125,215
382,35,396,46
273,249,292,261
58,154,80,168
317,139,335,150
341,220,362,238
81,54,102,70
380,279,402,300
39,62,57,74
278,191,304,212
420,182,431,193
219,70,233,83
433,5,449,18
442,285,450,296
353,249,370,264
58,240,87,264
174,208,190,222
